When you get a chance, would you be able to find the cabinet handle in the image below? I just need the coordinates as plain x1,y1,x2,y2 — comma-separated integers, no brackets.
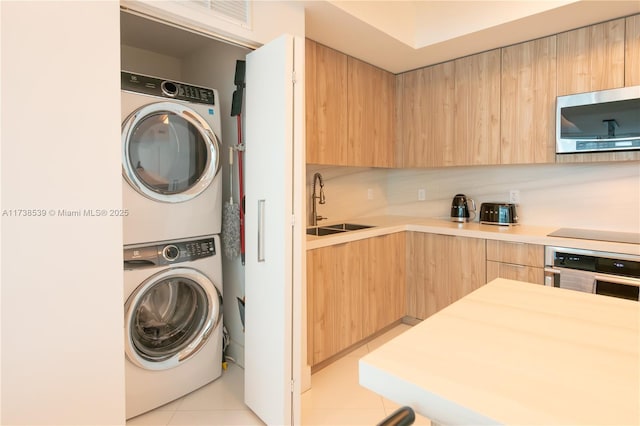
258,199,265,262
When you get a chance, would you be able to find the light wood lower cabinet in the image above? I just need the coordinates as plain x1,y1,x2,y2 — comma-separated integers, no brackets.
486,240,544,285
307,233,405,366
363,233,406,336
406,232,486,320
486,261,544,284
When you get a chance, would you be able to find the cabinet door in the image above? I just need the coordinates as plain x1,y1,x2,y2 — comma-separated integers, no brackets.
557,18,625,95
501,36,557,164
400,62,455,167
486,240,544,267
348,57,396,167
244,34,303,426
487,261,544,285
363,233,406,336
407,233,486,320
453,50,501,166
626,14,640,86
486,241,544,285
305,39,348,165
307,242,364,365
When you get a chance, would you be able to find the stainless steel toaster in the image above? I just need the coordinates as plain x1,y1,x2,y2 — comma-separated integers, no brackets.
479,203,518,225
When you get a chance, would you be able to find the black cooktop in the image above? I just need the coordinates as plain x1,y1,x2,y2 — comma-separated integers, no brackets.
548,228,640,245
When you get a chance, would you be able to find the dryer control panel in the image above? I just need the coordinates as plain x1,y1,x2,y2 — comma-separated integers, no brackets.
121,71,216,105
124,237,216,268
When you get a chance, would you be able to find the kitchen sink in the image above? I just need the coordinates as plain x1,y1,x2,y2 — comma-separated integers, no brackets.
324,223,374,231
306,223,374,236
306,227,345,236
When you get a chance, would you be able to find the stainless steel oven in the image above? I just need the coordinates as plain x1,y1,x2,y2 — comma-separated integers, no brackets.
544,246,640,301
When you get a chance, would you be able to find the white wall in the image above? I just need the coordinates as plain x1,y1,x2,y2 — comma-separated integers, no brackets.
1,2,125,425
306,165,388,226
122,0,305,48
121,45,183,80
307,161,640,233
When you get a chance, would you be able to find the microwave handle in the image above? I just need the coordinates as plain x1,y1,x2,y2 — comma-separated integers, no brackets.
544,267,560,287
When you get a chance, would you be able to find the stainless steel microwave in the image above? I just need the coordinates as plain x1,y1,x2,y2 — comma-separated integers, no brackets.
556,85,640,154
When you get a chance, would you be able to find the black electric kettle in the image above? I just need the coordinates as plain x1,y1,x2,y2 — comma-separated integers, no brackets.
450,194,476,222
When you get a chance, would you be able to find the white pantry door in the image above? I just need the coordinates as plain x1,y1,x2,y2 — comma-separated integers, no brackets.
244,34,304,425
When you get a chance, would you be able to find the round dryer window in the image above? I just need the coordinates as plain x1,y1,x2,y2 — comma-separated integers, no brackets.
122,102,220,203
125,267,222,370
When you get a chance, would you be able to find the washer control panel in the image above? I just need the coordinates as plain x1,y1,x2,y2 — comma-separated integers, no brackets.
124,237,216,268
121,71,215,105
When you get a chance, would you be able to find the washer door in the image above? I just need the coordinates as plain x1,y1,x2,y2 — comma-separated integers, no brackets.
122,101,220,203
124,267,222,371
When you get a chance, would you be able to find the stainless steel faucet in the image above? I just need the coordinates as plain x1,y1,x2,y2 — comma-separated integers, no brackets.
311,172,326,226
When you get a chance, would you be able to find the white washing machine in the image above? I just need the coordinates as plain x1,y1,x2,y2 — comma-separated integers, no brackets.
123,235,223,419
121,71,222,245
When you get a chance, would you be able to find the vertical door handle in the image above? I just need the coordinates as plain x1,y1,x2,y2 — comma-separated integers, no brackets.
258,199,265,262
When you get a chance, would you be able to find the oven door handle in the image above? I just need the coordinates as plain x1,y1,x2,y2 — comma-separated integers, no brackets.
593,273,640,288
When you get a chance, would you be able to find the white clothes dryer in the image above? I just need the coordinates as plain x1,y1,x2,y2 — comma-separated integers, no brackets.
121,71,222,245
123,235,223,419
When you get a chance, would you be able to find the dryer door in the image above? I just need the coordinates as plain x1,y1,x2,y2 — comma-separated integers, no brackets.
122,102,220,203
124,267,222,371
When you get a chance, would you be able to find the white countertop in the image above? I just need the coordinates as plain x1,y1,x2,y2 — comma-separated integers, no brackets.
306,215,640,255
359,278,640,425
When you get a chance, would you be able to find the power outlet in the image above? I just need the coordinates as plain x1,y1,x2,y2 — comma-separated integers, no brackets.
367,188,374,200
509,190,520,204
418,188,426,201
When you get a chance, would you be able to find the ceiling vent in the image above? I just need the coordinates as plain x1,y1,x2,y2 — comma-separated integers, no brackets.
190,0,251,29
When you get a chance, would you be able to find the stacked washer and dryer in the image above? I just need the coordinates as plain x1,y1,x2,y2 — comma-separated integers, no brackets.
121,71,224,419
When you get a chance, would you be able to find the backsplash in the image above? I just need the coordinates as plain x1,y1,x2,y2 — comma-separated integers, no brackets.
307,162,640,232
306,165,389,226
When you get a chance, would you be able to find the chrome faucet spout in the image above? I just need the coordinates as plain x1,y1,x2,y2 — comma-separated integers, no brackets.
312,173,327,226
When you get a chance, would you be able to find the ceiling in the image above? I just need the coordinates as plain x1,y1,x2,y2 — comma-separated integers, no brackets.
120,11,219,57
304,0,640,73
121,1,640,75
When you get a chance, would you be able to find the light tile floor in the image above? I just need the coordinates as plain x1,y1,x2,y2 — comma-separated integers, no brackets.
126,323,431,426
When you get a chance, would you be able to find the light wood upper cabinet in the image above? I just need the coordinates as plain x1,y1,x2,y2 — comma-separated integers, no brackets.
626,14,640,86
400,62,455,167
557,18,626,96
306,39,396,167
305,39,348,165
501,36,557,164
400,50,499,167
348,57,397,168
406,232,486,320
453,50,501,166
